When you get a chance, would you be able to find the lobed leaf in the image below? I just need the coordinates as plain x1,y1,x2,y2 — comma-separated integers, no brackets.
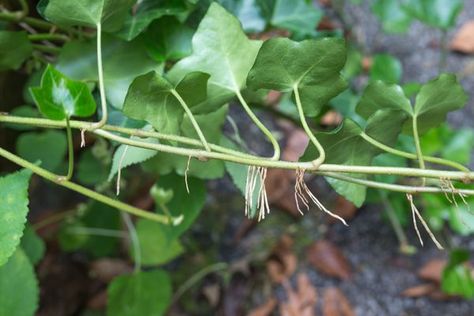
402,0,463,30
0,31,32,71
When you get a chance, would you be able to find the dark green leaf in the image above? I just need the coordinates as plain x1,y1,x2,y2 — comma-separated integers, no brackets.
77,149,110,185
247,37,347,117
0,249,39,316
123,71,209,135
369,54,402,84
442,249,474,299
37,0,135,32
168,3,262,113
107,270,171,316
0,169,32,266
372,0,412,33
0,31,32,71
16,130,67,172
20,225,46,266
402,0,463,30
30,65,96,120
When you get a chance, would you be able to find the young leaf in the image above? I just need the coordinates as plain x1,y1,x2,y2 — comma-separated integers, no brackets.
168,2,262,112
57,36,160,109
247,37,347,117
20,226,46,266
16,130,67,172
30,65,96,120
123,71,209,135
115,0,190,41
442,249,474,299
402,0,463,30
107,270,172,316
37,0,135,32
134,219,184,265
369,54,402,84
372,0,412,33
0,31,32,71
268,0,323,36
0,249,39,316
0,169,32,266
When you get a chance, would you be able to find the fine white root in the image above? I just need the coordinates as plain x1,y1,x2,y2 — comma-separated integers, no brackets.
440,177,470,211
184,155,192,194
295,169,348,226
244,166,270,221
80,129,86,148
116,145,129,196
406,194,444,250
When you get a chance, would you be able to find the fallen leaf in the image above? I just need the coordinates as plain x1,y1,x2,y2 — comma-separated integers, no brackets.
266,168,301,217
283,128,309,162
320,111,343,127
362,56,372,72
280,273,318,316
267,90,282,106
202,283,221,307
322,287,355,316
327,196,358,224
451,21,474,54
317,16,337,31
307,240,352,280
401,283,437,297
417,259,446,283
87,290,107,310
267,235,298,283
248,298,277,316
89,259,132,283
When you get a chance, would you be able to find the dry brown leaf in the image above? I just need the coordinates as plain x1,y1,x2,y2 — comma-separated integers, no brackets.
401,283,437,298
327,196,358,224
322,287,355,316
280,273,318,316
451,21,474,54
307,240,352,280
248,298,278,316
320,111,343,127
362,56,372,72
267,235,298,283
202,283,221,307
417,259,446,283
89,259,132,283
266,168,301,217
283,128,309,162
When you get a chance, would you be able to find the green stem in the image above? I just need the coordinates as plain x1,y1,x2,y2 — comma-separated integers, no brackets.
32,209,77,230
28,33,69,42
19,0,29,17
235,89,281,160
293,85,325,168
32,44,61,54
65,117,74,181
412,116,426,185
0,146,175,224
90,22,107,130
378,191,411,251
170,89,211,152
360,132,470,172
121,212,141,273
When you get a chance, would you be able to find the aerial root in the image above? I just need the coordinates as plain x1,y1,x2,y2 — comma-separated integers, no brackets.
294,168,348,226
244,166,270,221
439,177,472,229
80,129,86,148
116,145,129,196
184,156,192,194
406,194,443,250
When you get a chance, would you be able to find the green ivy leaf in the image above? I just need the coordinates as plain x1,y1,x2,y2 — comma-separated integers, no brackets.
37,0,135,32
369,54,402,84
442,249,474,299
134,219,184,265
115,0,190,41
372,0,412,33
301,110,407,207
20,226,46,266
57,36,160,109
402,0,463,30
154,173,206,240
0,31,32,71
107,270,171,316
77,149,110,185
168,2,262,113
264,0,323,36
30,65,96,120
220,0,266,32
16,130,67,172
0,169,32,266
247,37,347,117
123,71,209,135
0,249,39,316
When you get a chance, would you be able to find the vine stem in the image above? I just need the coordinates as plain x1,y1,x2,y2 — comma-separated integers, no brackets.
235,89,281,160
360,132,469,172
28,33,69,42
293,85,325,169
90,22,108,130
170,89,211,152
121,212,141,273
32,44,61,54
0,146,176,224
412,115,426,185
65,117,74,181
